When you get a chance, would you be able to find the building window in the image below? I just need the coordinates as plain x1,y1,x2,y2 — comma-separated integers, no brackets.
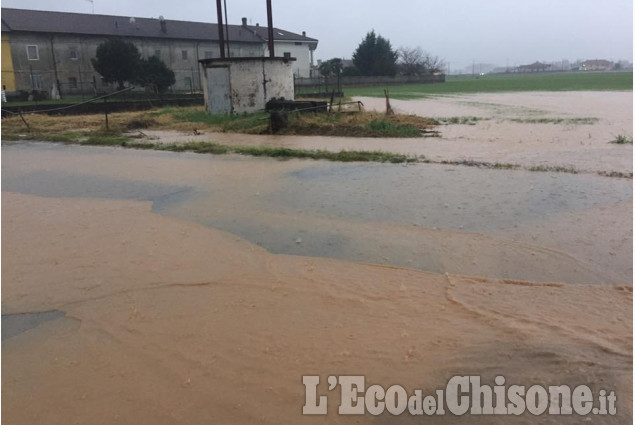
181,50,188,60
154,50,161,59
295,42,303,46
30,72,43,90
204,51,213,59
69,77,78,89
69,47,78,60
27,45,39,60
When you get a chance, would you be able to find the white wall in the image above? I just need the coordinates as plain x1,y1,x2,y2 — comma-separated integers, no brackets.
264,41,312,78
202,58,294,114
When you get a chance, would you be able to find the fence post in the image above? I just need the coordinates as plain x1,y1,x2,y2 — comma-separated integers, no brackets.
18,111,31,132
78,64,85,101
103,96,109,130
328,90,335,114
384,90,394,115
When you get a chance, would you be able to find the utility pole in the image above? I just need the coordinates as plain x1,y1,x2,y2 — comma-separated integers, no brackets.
266,0,275,57
215,0,226,58
223,0,230,57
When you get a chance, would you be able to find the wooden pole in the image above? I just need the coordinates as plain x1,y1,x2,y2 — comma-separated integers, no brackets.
384,89,394,115
328,90,335,114
18,111,31,132
103,96,109,130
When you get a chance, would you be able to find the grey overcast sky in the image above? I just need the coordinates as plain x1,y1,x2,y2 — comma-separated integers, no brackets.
3,0,633,69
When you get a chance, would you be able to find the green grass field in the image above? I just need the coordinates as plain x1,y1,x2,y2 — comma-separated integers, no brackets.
344,72,633,99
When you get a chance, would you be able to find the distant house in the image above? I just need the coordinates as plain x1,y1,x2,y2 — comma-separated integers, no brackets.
340,59,354,69
581,59,613,71
516,62,551,73
0,8,318,97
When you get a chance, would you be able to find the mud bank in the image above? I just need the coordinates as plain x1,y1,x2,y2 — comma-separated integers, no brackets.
2,192,632,424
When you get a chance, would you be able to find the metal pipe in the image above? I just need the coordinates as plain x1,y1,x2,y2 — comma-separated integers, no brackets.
215,0,225,58
266,0,274,57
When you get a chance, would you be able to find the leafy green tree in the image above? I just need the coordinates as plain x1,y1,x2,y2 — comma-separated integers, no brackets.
138,56,175,94
318,58,343,78
352,30,398,76
342,66,361,77
91,39,142,89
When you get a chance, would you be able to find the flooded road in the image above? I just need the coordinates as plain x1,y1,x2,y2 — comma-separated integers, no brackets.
3,142,631,285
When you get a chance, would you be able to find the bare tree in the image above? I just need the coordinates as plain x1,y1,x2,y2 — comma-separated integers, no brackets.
398,46,445,75
423,53,445,74
398,46,425,75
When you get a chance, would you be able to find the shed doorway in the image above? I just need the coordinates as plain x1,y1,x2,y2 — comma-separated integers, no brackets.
207,66,231,114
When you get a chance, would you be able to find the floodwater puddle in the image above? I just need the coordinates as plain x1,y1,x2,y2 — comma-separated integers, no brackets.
2,310,65,340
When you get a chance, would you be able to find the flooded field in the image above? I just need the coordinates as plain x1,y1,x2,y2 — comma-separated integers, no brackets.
359,91,633,174
137,91,633,175
2,91,632,425
2,142,631,285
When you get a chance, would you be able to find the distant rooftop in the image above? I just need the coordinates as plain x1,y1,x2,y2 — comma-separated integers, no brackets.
1,8,317,45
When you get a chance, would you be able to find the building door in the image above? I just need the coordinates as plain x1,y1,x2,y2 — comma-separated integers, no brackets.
207,67,231,114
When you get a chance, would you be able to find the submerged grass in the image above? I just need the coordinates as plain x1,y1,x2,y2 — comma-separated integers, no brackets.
611,134,633,144
232,146,413,163
437,159,519,169
6,134,631,179
82,138,416,163
509,117,599,125
438,116,486,125
526,165,579,174
597,170,633,179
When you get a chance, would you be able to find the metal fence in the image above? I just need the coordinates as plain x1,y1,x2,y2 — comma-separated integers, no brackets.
8,68,202,103
294,75,341,98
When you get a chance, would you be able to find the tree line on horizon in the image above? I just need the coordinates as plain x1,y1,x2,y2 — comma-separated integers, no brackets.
92,32,442,92
318,30,445,79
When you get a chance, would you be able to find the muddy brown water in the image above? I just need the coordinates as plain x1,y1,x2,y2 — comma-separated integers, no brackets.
2,142,631,286
2,142,632,425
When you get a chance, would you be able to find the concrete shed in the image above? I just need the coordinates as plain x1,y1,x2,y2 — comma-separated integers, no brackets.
199,57,295,114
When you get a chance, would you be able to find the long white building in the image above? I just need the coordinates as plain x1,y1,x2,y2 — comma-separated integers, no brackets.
1,8,318,96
